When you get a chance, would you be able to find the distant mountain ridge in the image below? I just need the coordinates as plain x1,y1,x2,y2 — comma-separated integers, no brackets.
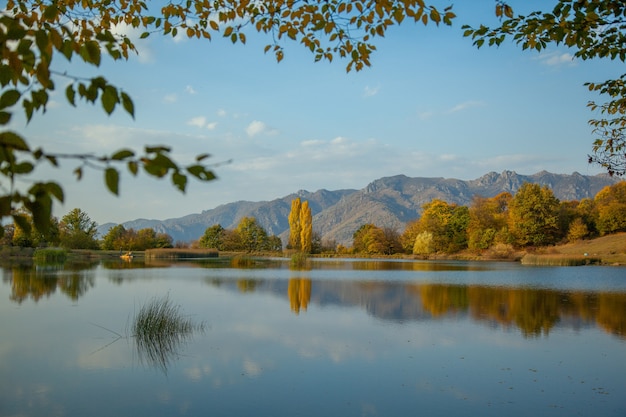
98,171,621,246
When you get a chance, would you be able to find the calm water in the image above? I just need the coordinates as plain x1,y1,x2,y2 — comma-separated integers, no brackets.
1,258,625,417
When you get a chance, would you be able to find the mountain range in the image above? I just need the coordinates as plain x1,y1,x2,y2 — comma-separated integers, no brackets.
98,170,622,246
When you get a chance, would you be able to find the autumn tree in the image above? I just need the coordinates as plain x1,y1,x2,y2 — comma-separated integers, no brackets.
300,200,313,254
593,182,626,234
101,224,127,250
507,183,561,247
402,199,468,254
288,198,312,253
288,198,302,250
467,192,512,250
352,224,385,255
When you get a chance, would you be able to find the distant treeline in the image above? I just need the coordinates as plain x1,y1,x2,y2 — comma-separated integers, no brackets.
2,182,625,257
346,181,626,256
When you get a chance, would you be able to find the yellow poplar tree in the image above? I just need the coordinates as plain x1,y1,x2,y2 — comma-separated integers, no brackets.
300,200,312,254
288,198,302,250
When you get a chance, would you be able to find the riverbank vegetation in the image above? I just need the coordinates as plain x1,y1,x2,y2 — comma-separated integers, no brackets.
1,182,625,265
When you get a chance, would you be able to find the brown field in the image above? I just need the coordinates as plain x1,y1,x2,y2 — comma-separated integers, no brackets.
548,232,626,265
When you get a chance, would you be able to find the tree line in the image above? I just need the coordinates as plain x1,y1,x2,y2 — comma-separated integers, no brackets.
350,181,626,256
3,181,624,255
1,208,174,251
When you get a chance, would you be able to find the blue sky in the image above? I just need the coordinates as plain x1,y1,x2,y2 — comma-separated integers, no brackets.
14,1,622,225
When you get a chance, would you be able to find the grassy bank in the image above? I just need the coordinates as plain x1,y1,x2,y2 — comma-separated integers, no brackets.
548,232,626,265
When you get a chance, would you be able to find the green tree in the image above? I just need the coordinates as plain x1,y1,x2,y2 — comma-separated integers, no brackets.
236,217,268,253
59,208,99,249
199,224,226,250
101,224,127,250
507,183,561,247
463,1,626,176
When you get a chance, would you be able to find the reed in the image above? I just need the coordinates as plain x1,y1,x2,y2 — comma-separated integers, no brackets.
33,248,67,263
230,255,255,268
290,252,310,269
521,253,601,266
132,295,205,373
144,248,218,259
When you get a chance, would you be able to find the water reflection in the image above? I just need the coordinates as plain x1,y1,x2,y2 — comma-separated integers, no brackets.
2,262,97,303
3,259,625,340
288,278,311,314
206,278,626,339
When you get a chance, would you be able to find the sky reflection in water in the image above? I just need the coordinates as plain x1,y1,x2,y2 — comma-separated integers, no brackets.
0,259,625,417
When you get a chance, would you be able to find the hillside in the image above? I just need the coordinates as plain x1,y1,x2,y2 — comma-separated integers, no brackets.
98,171,621,246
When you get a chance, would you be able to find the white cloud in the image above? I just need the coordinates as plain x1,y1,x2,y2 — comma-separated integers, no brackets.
536,51,576,67
185,85,197,95
163,94,177,103
363,85,380,97
206,122,218,130
448,100,485,113
188,116,207,128
245,120,278,137
217,109,227,117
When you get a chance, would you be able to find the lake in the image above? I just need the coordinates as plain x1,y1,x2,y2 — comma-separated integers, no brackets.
1,258,625,417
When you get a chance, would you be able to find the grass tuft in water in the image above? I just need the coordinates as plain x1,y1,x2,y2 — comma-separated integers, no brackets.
290,252,310,270
132,295,205,373
33,248,67,264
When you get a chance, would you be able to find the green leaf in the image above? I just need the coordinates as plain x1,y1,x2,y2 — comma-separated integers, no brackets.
187,165,216,181
0,89,21,109
140,32,150,39
145,146,171,153
0,131,30,150
0,196,12,217
105,167,120,195
101,85,118,115
81,41,101,66
172,171,187,192
111,149,135,160
0,111,11,125
74,166,83,180
66,84,76,106
43,181,64,202
42,3,58,20
120,92,134,118
14,161,34,174
128,160,138,176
